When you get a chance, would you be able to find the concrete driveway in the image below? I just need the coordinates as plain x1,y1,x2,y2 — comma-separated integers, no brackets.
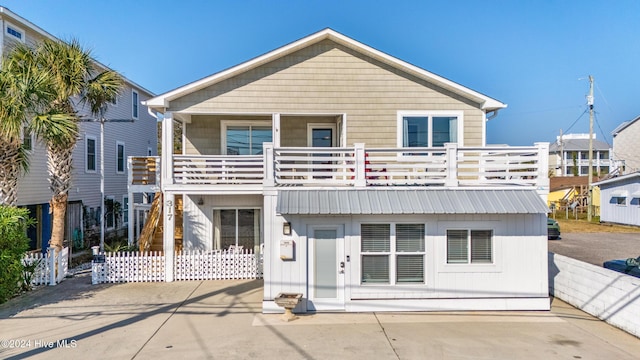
1,275,639,359
548,232,640,266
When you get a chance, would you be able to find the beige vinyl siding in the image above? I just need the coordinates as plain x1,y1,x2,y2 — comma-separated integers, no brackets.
171,39,485,148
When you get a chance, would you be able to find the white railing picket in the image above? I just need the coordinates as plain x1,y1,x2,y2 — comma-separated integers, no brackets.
21,247,69,286
91,248,263,284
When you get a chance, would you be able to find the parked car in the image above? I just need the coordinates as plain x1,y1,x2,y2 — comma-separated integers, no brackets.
547,218,561,240
603,257,640,278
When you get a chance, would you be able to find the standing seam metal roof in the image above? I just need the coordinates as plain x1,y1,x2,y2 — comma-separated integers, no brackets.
276,189,549,215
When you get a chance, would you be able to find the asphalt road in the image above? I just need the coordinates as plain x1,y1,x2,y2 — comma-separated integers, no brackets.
548,232,640,266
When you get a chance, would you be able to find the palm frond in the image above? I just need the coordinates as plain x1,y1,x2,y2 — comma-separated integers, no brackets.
83,70,124,117
30,111,78,146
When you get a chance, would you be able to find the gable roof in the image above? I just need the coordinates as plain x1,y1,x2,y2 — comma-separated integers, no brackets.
144,28,506,112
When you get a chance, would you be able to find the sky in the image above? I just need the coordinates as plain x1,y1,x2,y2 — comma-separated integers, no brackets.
3,0,640,146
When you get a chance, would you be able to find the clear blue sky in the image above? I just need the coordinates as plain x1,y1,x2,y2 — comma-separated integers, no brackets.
4,0,640,146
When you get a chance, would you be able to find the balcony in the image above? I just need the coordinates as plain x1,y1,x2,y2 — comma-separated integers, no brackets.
128,143,549,193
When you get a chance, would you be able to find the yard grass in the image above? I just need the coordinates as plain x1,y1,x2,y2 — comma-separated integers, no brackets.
554,217,640,233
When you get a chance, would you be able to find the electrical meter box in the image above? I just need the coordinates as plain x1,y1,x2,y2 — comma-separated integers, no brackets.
280,239,294,260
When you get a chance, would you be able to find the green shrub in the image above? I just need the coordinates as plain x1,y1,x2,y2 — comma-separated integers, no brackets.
0,205,35,303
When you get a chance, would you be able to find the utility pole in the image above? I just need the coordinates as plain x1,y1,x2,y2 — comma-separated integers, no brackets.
80,117,134,252
559,129,564,176
587,75,594,222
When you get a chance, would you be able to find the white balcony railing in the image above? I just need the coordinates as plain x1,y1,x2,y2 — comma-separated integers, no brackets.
128,143,550,190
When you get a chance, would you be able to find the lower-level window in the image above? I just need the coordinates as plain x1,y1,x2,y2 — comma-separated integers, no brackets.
361,223,425,284
447,229,493,264
213,209,261,253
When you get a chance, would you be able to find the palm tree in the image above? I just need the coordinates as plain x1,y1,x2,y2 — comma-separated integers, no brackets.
31,39,123,252
0,43,56,206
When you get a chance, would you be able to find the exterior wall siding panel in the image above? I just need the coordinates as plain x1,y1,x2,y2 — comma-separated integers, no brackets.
172,40,485,148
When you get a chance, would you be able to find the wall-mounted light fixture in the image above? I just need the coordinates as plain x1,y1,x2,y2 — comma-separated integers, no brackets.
197,197,204,205
283,222,291,235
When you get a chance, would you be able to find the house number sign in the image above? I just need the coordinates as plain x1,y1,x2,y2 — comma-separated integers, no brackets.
165,200,173,220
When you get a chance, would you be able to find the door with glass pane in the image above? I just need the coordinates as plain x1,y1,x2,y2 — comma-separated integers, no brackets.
308,226,345,311
308,124,336,179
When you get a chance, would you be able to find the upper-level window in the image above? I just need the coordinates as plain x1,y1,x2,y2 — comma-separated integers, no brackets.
86,136,97,172
222,121,272,155
397,111,463,148
22,127,32,150
132,90,139,119
6,23,24,42
116,141,125,173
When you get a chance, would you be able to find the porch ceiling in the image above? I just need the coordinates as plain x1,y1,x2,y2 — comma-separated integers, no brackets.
276,188,549,215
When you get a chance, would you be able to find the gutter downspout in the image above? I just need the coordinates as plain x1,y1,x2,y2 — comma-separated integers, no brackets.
486,109,500,121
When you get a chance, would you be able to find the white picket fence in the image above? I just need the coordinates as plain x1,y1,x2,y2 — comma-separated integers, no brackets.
175,249,262,280
92,251,165,284
22,247,69,286
91,249,262,284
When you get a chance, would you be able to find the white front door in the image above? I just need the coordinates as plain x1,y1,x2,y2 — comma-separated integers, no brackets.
308,225,345,311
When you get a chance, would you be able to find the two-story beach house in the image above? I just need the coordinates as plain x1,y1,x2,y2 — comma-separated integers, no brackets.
0,7,157,249
133,29,551,313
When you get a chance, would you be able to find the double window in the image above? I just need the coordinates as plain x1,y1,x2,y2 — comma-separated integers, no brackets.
213,209,261,252
446,229,493,264
222,121,272,155
398,111,462,148
361,223,425,284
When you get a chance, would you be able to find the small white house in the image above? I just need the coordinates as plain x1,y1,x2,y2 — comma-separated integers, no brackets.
135,29,551,313
594,172,640,227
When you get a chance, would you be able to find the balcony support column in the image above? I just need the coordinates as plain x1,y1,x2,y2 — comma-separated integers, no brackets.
444,142,458,187
161,112,174,188
163,191,175,282
264,142,275,187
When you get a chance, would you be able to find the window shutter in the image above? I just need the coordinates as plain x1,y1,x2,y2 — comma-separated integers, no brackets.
447,230,468,263
471,230,492,263
361,224,390,252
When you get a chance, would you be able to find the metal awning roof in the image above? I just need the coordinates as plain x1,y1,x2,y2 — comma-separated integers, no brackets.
276,189,549,215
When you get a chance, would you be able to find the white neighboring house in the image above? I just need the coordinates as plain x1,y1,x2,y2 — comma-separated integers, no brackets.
548,133,614,177
0,7,157,250
612,115,640,174
134,29,550,313
593,172,640,227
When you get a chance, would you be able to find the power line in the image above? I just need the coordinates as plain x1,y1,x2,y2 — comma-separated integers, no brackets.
563,108,588,134
593,112,611,147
